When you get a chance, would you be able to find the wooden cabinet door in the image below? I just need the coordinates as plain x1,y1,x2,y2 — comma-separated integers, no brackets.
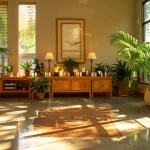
92,78,111,92
52,79,71,91
72,79,91,91
0,80,3,91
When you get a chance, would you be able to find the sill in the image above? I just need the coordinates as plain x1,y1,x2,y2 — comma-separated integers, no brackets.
139,81,150,85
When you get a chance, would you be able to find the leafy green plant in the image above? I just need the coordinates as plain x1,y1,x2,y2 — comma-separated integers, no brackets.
4,65,14,72
109,31,150,75
64,58,80,72
94,62,111,75
0,64,14,72
0,15,8,57
111,59,133,88
19,29,35,53
20,61,33,71
30,77,50,94
0,48,10,58
32,58,39,65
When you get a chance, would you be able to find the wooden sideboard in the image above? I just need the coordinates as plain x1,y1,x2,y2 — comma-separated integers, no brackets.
0,77,30,97
0,76,112,99
91,76,112,98
51,76,91,98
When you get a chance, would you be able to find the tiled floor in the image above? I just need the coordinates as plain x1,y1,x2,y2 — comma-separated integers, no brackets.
0,95,150,150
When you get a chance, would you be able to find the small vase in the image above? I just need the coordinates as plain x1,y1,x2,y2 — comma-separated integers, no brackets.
7,72,13,77
25,71,30,77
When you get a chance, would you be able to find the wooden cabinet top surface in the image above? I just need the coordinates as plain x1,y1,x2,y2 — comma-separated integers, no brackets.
49,76,112,79
0,76,30,80
0,76,112,80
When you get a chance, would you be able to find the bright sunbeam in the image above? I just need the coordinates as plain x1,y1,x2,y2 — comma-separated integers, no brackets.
15,105,28,108
0,142,12,150
0,115,14,123
0,125,17,130
136,117,150,128
114,120,145,136
6,110,27,115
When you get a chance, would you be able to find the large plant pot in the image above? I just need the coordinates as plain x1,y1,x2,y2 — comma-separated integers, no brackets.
144,89,150,106
117,81,129,96
35,92,45,100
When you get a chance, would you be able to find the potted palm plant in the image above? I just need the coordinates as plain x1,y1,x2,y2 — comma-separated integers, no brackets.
63,58,80,76
30,77,50,100
109,31,150,102
109,31,148,74
20,61,33,76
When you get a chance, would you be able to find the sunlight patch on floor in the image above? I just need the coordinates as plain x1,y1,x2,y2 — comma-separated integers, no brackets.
136,117,150,128
114,120,145,136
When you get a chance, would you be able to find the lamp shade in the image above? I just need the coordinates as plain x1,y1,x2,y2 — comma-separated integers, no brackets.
87,52,96,59
44,52,54,60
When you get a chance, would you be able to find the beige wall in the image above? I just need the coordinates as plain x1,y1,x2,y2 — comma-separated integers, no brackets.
1,0,135,74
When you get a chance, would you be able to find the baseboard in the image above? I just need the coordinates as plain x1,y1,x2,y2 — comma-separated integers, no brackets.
135,92,144,98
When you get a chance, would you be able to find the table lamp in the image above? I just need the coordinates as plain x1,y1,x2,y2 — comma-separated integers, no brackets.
44,52,54,72
87,52,96,73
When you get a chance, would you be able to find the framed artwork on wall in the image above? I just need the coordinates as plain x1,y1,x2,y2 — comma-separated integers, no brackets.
56,18,85,63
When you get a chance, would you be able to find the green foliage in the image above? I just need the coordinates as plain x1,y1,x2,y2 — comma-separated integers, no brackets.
109,31,150,75
0,15,10,59
0,48,10,59
19,29,35,53
63,58,80,72
30,77,50,93
32,58,39,65
94,62,111,75
4,65,14,72
20,61,33,71
0,14,8,48
110,59,133,87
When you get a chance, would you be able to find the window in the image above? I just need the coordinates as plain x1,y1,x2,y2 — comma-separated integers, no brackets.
19,2,36,75
0,2,8,74
142,0,150,82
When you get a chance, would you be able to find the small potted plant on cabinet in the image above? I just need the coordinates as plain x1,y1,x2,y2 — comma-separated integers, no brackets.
0,64,14,77
30,77,50,100
20,61,33,76
4,65,14,77
63,58,80,76
94,62,111,76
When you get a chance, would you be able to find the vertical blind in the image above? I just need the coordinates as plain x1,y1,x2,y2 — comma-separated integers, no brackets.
19,2,36,75
0,2,8,74
0,2,7,48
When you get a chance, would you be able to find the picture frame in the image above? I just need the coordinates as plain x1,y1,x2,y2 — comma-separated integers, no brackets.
56,18,85,63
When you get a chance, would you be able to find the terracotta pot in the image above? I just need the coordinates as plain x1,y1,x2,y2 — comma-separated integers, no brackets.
7,72,13,77
144,88,150,106
117,81,129,96
35,92,45,100
25,71,30,77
